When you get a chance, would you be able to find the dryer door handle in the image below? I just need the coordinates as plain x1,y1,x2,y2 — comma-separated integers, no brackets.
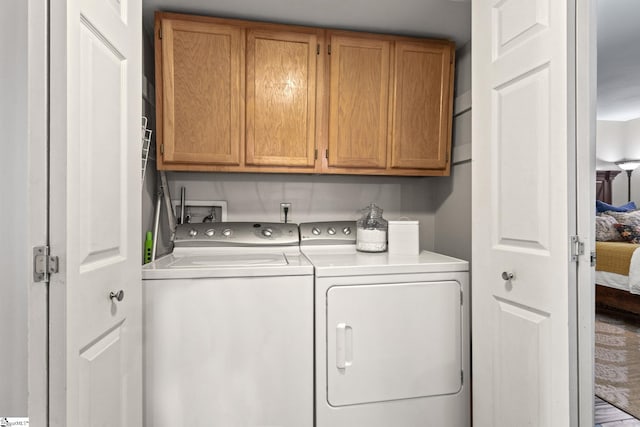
336,323,353,370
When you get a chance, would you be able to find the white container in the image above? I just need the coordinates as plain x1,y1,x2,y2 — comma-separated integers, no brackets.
388,219,419,255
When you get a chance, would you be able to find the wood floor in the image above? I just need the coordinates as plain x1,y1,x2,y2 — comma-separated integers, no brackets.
596,396,640,426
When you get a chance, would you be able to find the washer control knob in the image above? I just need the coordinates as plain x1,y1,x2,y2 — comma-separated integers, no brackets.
343,227,352,235
312,227,321,235
327,227,336,235
222,229,233,237
205,229,215,237
189,229,197,237
262,228,273,237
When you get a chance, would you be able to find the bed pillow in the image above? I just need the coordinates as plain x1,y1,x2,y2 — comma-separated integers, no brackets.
614,223,640,244
605,210,640,228
596,214,624,241
596,200,637,213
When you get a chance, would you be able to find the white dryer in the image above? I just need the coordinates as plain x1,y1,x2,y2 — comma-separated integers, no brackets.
142,222,314,427
300,221,470,427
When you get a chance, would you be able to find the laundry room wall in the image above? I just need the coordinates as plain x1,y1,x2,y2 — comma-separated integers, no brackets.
0,0,28,416
432,42,472,262
159,173,436,255
142,30,160,262
142,34,468,260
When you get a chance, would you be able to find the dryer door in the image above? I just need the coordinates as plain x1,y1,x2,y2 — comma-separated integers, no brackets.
326,281,462,406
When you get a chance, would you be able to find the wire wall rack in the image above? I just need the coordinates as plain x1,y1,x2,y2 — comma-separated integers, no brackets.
142,116,153,186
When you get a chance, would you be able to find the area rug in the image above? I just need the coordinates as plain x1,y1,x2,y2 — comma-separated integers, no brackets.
595,311,640,420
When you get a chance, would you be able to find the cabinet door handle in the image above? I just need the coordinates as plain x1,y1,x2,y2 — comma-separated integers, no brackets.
336,323,353,369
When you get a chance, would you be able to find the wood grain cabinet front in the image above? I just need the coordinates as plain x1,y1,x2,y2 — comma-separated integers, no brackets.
390,40,455,173
323,32,455,176
326,33,391,170
154,12,455,176
156,16,243,168
245,28,321,169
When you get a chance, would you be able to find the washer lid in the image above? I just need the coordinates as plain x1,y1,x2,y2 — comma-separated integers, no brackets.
142,251,313,279
168,253,288,268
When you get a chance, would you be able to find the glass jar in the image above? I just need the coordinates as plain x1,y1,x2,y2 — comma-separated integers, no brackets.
356,203,388,252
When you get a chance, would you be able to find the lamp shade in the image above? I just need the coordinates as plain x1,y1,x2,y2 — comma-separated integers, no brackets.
615,160,640,171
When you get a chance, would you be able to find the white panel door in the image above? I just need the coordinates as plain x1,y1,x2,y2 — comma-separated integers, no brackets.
48,0,142,426
472,0,580,426
326,282,462,406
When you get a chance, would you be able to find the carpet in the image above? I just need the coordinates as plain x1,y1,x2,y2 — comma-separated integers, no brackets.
595,311,640,420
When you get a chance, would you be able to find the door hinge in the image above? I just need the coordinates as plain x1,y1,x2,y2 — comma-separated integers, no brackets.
328,44,331,55
590,250,596,267
316,44,320,55
570,235,585,262
34,246,59,282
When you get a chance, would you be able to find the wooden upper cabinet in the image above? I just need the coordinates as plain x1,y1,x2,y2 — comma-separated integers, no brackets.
154,12,455,176
246,29,319,168
327,33,391,169
156,16,243,167
390,40,455,171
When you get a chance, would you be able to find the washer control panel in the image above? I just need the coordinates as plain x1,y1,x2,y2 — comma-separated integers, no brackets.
299,221,356,245
174,222,299,247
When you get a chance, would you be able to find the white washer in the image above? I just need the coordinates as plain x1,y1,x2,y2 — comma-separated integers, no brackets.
142,222,314,427
300,221,470,427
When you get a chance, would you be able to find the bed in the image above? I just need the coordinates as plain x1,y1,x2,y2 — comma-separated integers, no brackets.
596,242,640,314
595,170,640,315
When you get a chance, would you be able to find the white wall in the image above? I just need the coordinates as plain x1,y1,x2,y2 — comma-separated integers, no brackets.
432,42,472,262
596,120,627,168
597,118,640,205
163,173,435,253
142,30,159,261
0,0,28,416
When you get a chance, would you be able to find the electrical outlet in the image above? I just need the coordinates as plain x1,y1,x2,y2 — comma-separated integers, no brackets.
280,203,292,223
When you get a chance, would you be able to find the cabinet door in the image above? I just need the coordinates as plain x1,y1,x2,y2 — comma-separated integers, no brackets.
158,18,242,166
246,29,319,167
390,41,454,170
327,34,390,169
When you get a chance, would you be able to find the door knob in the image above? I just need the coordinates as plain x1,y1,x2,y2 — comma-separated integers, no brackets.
501,272,514,281
109,290,125,302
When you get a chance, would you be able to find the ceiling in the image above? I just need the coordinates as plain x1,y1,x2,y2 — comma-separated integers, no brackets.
597,0,640,121
142,0,471,46
142,0,640,121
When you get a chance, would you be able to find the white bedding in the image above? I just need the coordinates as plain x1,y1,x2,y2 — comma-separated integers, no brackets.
596,245,640,295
